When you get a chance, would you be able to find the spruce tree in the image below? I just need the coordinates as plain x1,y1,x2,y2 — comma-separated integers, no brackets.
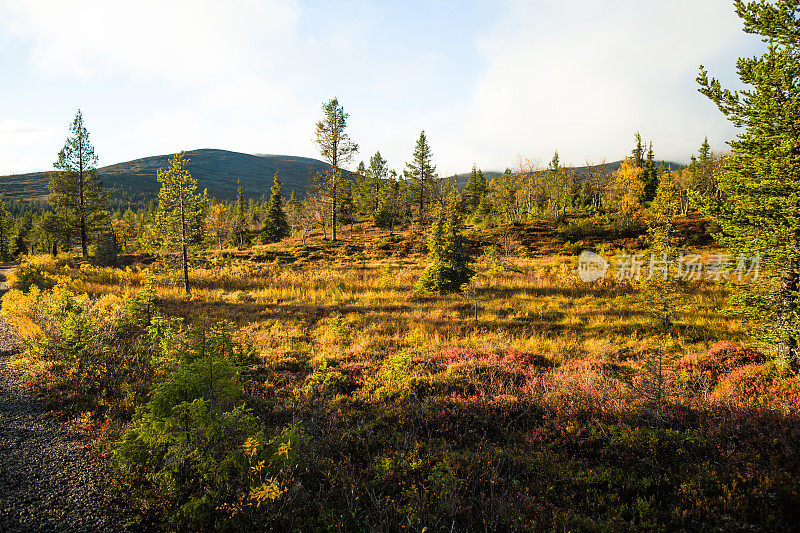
48,110,106,258
697,0,800,369
631,132,645,169
261,171,290,244
643,142,658,202
462,165,488,214
405,131,436,224
415,184,473,294
355,161,370,215
230,180,249,249
692,137,718,198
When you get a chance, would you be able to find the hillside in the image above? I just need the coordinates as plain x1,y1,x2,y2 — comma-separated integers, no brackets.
2,151,685,207
0,149,337,206
449,160,684,188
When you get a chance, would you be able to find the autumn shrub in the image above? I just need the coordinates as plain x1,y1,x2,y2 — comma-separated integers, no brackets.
557,214,613,241
677,342,765,394
430,347,551,401
10,259,53,291
1,280,163,422
711,362,800,412
543,358,629,416
113,322,263,528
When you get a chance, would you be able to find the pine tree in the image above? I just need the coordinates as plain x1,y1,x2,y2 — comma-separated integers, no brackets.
405,131,436,224
314,97,358,241
368,151,389,213
48,110,106,258
261,171,290,244
415,184,473,294
374,179,400,232
12,212,33,256
697,0,800,369
155,152,204,295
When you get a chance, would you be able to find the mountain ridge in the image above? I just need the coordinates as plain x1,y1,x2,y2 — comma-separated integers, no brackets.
1,149,685,207
0,149,335,206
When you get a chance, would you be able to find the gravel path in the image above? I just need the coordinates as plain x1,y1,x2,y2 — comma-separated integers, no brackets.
0,263,137,532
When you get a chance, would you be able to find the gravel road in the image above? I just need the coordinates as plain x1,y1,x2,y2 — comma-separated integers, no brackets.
0,263,137,532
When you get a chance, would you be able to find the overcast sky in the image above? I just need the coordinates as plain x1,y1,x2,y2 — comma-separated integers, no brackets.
0,0,763,176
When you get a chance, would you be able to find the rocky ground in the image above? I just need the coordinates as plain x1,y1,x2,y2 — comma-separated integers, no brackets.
0,264,137,532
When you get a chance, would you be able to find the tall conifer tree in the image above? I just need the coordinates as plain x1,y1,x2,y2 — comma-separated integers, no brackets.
697,0,800,368
48,110,106,258
405,131,436,224
368,151,389,213
261,171,290,243
643,142,658,202
155,152,204,294
314,98,358,241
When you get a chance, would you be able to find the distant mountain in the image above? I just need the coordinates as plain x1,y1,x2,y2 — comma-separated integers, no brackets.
0,149,337,206
1,150,685,207
448,160,685,188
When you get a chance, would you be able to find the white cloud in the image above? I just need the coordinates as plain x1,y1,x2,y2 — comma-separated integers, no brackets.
0,119,60,175
0,0,301,83
455,0,758,168
0,0,764,176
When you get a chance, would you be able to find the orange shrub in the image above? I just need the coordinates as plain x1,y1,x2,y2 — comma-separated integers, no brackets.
711,362,800,413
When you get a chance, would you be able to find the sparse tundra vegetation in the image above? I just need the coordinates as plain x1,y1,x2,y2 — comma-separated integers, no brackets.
1,1,799,531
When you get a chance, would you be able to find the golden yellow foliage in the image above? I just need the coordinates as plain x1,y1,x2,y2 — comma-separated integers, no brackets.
606,158,645,220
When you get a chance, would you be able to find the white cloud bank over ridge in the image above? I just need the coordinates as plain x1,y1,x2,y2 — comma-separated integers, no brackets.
0,0,763,176
457,0,760,168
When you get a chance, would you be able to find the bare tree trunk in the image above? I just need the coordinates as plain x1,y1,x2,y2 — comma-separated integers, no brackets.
180,198,190,295
78,139,89,259
332,173,338,242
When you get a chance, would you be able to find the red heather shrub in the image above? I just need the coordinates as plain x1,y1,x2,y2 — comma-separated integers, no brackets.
431,347,553,400
543,358,628,415
711,362,800,412
437,347,551,375
677,342,765,387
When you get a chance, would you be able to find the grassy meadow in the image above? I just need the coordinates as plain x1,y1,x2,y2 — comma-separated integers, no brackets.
3,220,799,531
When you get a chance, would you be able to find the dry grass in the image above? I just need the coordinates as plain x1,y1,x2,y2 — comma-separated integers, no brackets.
20,236,747,373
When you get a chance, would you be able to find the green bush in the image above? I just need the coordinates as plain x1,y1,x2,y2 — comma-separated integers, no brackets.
114,321,258,528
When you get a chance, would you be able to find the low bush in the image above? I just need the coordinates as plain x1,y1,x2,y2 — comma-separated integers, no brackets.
712,362,800,412
677,342,765,392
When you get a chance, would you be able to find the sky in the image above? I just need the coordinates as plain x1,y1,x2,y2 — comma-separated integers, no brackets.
0,0,764,177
